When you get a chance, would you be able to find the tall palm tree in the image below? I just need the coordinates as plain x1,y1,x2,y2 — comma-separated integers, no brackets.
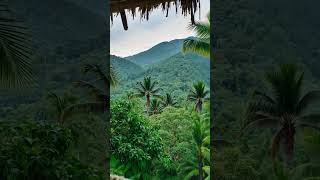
182,12,210,58
135,76,161,107
187,81,209,112
0,1,34,88
61,63,117,177
243,64,320,169
193,117,209,180
181,116,210,180
161,93,178,108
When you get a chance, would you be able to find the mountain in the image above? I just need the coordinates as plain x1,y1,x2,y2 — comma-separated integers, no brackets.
112,51,210,98
111,56,144,81
125,38,186,67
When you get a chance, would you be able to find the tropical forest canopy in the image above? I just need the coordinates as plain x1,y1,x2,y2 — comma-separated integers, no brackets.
109,38,210,179
212,0,320,179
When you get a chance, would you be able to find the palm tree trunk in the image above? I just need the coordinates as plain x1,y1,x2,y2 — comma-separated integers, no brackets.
146,95,150,107
196,100,203,112
198,147,203,180
282,127,295,169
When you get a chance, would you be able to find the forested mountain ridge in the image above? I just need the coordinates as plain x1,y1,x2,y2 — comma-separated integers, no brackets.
125,38,191,67
112,51,210,98
111,55,144,81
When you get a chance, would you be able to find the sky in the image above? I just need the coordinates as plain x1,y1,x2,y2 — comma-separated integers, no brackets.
110,0,210,57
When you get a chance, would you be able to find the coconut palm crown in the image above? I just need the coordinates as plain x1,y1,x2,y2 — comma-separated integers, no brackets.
243,64,320,169
161,93,178,108
135,76,161,107
187,81,209,112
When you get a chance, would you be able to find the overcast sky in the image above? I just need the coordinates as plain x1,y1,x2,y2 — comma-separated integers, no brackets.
110,0,210,57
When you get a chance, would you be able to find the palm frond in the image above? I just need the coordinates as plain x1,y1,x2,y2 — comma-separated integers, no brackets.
188,21,210,40
241,117,280,136
82,63,117,87
73,80,107,101
61,102,106,124
253,90,276,104
290,163,320,180
296,91,320,114
297,123,320,131
0,4,35,88
47,91,64,113
182,39,210,57
298,114,320,124
184,169,198,180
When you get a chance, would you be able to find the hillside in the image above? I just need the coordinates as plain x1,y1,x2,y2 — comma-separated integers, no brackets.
112,52,210,98
111,55,144,81
125,39,186,67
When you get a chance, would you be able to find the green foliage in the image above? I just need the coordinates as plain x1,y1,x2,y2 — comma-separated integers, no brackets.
213,0,320,178
111,55,143,81
150,108,194,167
161,93,178,108
0,120,104,180
183,12,210,57
149,107,210,179
111,52,209,98
110,99,167,179
212,147,260,180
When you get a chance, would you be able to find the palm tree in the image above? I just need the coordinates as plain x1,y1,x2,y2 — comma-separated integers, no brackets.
243,64,320,169
62,63,117,177
46,91,77,124
193,117,209,180
148,99,161,115
161,93,178,108
0,1,34,88
61,64,117,121
187,81,209,112
182,12,210,58
181,115,210,180
135,76,161,107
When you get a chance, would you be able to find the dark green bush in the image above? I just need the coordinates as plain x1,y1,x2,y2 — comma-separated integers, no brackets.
0,120,104,180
